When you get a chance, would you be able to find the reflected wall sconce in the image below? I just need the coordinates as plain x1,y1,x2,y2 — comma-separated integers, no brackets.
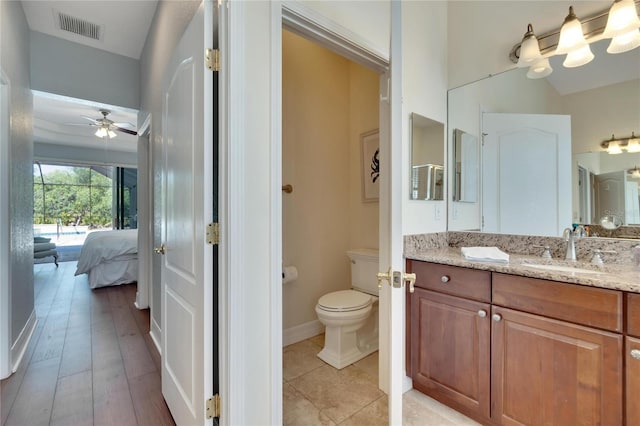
510,0,640,78
601,132,640,154
629,165,640,178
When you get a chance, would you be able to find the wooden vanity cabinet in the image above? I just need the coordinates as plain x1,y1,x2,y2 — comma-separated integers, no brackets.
491,306,623,426
627,294,640,426
407,260,627,426
407,261,492,422
491,273,624,426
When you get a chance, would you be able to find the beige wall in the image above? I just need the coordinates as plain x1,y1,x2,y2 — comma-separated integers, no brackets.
282,30,379,330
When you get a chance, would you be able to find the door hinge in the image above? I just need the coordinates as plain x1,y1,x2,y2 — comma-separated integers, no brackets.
206,394,221,419
206,48,220,71
206,222,220,245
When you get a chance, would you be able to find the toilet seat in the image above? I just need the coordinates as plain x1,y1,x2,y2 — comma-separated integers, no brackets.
317,290,372,312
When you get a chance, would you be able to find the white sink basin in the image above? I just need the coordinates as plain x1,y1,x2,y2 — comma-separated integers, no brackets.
521,263,604,275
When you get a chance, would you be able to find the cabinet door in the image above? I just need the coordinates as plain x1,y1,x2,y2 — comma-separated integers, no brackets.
411,288,490,421
492,307,623,426
627,336,640,426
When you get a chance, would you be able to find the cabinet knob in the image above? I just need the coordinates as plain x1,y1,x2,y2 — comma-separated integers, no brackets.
478,310,487,318
440,275,450,283
492,313,502,322
632,349,640,360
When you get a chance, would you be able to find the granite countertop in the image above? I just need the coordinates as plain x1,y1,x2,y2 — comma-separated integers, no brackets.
406,246,640,294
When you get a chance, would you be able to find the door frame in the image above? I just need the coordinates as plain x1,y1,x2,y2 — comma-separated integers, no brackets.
281,0,392,418
134,113,151,310
220,1,392,424
0,67,11,379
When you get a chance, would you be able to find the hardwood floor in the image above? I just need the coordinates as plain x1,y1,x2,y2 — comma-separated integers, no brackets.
1,262,174,426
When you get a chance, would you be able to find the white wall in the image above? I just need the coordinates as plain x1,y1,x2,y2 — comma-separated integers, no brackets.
402,1,448,236
447,1,611,89
295,0,390,59
33,142,137,168
0,0,34,388
138,0,201,348
30,31,140,109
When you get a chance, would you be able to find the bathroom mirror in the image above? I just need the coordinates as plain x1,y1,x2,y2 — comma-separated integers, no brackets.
410,113,445,201
447,37,640,236
452,128,478,203
574,151,640,227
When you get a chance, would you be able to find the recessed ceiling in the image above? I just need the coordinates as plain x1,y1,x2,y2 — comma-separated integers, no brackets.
33,91,138,153
21,0,158,59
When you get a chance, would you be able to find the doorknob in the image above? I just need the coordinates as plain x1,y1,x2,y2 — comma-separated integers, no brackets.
377,269,417,293
154,244,166,255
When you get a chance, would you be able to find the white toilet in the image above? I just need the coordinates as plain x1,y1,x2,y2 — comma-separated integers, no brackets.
315,248,379,369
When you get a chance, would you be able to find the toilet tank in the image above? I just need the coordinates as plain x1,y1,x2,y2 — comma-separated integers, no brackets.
347,248,379,295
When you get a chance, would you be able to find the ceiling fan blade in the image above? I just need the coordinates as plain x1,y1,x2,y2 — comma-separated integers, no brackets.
114,126,138,136
80,116,99,124
63,122,97,127
112,122,135,128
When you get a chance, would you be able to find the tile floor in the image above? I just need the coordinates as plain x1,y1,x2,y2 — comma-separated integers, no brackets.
283,334,481,425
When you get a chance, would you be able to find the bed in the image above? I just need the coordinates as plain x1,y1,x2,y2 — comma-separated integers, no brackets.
75,229,138,289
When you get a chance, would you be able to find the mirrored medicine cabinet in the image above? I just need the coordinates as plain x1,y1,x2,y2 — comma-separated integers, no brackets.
410,113,445,201
452,128,478,203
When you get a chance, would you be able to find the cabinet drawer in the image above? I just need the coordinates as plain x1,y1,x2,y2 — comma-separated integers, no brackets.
408,261,491,302
627,293,640,337
492,273,623,332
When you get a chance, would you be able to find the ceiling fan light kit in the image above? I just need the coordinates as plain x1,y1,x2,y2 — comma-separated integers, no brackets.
510,0,640,79
65,109,137,139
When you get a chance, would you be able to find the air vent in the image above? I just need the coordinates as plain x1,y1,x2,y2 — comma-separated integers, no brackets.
56,11,102,41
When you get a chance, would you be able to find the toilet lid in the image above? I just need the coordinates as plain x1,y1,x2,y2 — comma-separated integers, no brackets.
318,290,372,312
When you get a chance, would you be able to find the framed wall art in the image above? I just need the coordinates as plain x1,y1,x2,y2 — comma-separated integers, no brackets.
361,129,380,202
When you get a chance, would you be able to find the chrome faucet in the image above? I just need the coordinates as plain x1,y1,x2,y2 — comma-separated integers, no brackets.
563,227,577,261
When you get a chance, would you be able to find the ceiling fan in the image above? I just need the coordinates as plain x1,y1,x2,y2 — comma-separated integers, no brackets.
65,109,137,139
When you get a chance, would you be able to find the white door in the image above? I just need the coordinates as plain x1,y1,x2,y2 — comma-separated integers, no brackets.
383,2,404,424
482,113,571,237
625,181,640,224
159,4,213,424
595,171,625,223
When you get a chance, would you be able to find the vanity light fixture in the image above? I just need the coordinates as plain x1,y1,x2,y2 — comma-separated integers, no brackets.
517,24,543,67
627,133,640,152
629,165,640,178
601,132,640,154
556,6,595,67
510,0,640,78
603,0,640,53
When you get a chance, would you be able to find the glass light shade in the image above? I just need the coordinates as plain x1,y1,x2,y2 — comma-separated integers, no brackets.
607,29,640,53
607,140,623,154
94,127,108,138
517,24,542,67
526,58,553,78
603,0,640,39
107,129,117,139
562,44,595,67
630,167,640,178
627,137,640,153
556,7,589,55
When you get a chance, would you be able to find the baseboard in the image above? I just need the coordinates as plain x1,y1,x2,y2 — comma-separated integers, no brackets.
283,319,324,347
11,310,37,373
150,318,162,355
